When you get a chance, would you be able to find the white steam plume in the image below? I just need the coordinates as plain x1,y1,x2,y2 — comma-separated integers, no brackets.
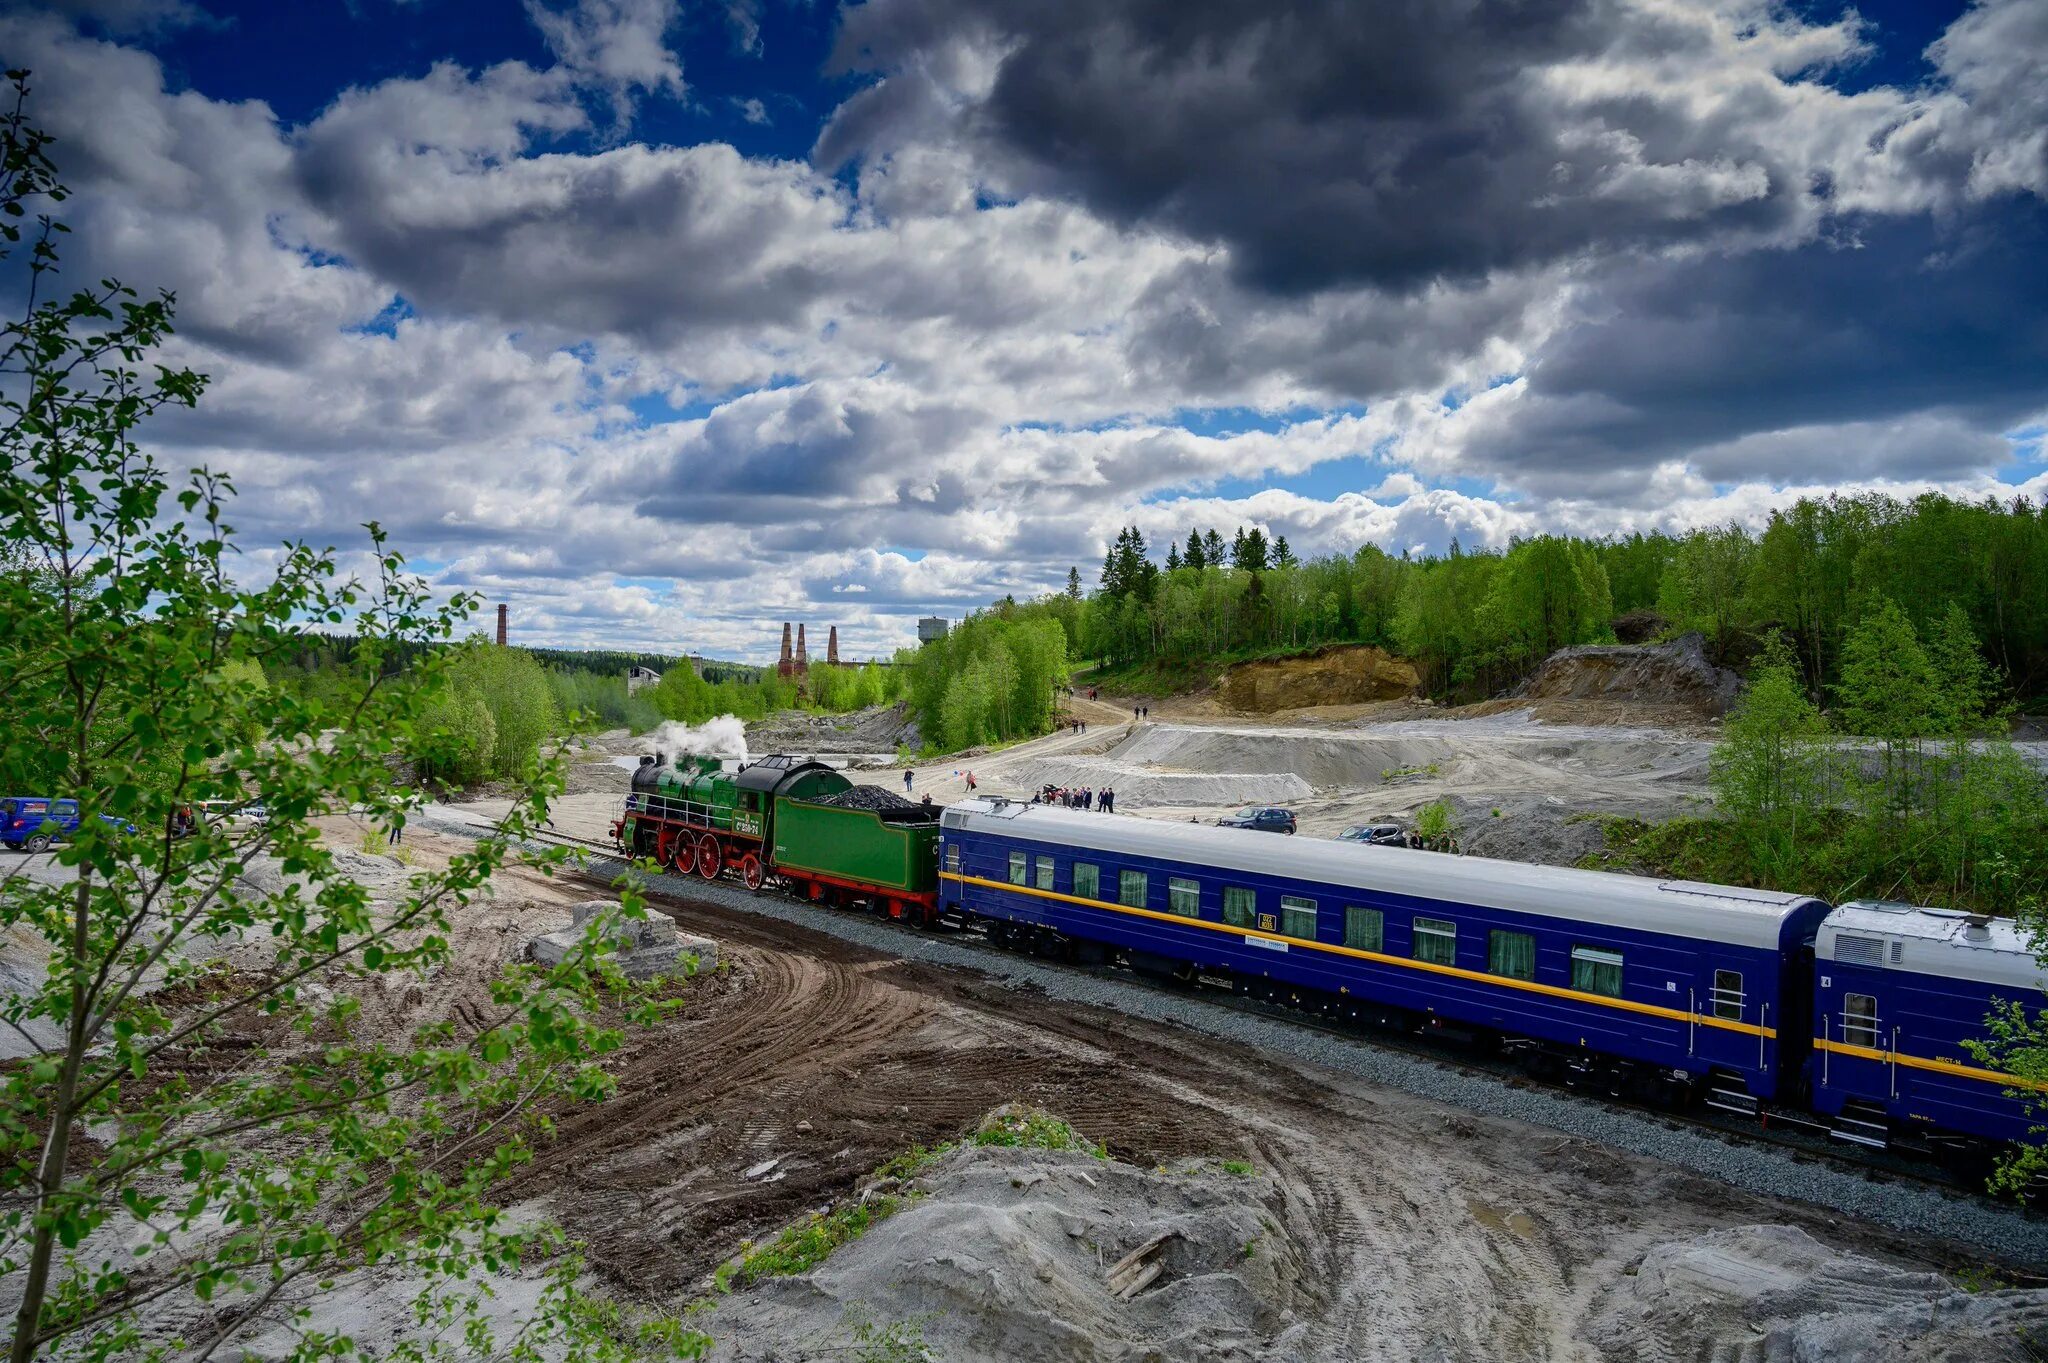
636,715,750,764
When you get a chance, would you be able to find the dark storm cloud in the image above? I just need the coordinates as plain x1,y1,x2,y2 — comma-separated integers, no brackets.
822,0,1824,295
1457,201,2048,484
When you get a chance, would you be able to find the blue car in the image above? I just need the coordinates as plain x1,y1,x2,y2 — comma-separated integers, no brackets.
1,798,134,853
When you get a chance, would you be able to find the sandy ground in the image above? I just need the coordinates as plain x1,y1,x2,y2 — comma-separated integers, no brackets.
487,698,1719,869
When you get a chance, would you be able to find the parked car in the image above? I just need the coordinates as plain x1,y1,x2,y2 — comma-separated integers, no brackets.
1218,806,1297,835
1,798,133,853
1336,823,1408,846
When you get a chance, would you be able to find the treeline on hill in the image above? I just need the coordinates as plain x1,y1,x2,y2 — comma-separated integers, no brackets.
649,656,910,724
1070,493,2048,707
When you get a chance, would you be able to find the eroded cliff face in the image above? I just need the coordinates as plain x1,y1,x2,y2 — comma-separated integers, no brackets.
1217,645,1421,713
1516,632,1744,717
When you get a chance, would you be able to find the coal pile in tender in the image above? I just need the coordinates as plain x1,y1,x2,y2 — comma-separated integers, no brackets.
809,785,938,823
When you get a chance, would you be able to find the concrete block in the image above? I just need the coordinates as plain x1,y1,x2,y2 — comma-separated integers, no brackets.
527,901,716,979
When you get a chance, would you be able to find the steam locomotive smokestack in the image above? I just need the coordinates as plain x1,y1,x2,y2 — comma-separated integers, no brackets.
496,603,507,646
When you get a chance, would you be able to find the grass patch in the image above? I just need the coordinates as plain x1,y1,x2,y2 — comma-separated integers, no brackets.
971,1108,1107,1158
874,1142,956,1181
1220,1159,1254,1177
1380,762,1440,781
724,1196,903,1288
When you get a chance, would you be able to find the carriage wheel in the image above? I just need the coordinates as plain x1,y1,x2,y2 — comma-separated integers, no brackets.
695,834,723,880
739,853,764,891
664,834,690,875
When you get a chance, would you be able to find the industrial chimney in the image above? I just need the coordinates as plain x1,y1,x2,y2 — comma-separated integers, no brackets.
794,623,809,674
778,623,794,678
496,603,508,646
828,625,840,665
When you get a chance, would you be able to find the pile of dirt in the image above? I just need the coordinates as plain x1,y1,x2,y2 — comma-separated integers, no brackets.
699,1143,1310,1362
1009,753,1313,807
1217,645,1420,714
1516,633,1743,717
747,702,918,757
1587,1225,2048,1362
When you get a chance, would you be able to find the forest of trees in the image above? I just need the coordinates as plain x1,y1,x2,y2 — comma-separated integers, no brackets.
901,611,1070,753
1065,493,2048,709
1606,604,2047,916
649,656,909,726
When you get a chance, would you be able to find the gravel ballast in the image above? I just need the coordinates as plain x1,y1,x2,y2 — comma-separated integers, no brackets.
421,810,2048,1265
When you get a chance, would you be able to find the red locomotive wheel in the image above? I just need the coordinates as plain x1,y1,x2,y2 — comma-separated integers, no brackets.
696,833,723,880
664,835,690,875
739,853,765,891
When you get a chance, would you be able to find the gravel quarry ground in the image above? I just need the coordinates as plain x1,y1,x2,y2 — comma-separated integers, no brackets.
394,811,2048,1361
412,700,2048,1359
19,696,2042,1360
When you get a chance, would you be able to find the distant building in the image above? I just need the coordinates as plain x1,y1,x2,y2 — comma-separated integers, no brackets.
626,665,662,695
918,616,949,645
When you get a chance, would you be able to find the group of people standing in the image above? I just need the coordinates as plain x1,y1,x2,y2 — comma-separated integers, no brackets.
1037,783,1116,813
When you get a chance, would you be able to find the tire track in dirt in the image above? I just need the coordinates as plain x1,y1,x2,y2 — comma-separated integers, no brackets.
496,901,1247,1294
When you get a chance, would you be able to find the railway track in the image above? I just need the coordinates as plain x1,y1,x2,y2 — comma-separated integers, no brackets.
521,828,2031,1215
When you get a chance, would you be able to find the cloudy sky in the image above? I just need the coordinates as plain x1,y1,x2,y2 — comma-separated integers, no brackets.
4,0,2045,660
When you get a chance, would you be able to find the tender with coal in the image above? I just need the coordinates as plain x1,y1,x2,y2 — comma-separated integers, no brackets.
810,784,937,823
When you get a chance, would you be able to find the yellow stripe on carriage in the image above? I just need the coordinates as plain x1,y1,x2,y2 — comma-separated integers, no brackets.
940,870,1776,1039
1813,1038,2048,1093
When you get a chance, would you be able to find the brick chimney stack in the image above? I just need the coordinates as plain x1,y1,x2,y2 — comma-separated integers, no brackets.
778,622,794,677
827,625,839,665
794,623,809,673
496,603,508,646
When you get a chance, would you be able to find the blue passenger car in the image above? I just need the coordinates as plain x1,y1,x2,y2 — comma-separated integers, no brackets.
1811,902,2048,1150
940,799,1829,1101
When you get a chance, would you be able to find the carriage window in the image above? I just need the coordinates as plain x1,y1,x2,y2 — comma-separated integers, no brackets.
1036,856,1055,891
1711,969,1744,1020
1168,877,1201,918
1280,895,1317,940
1074,862,1100,900
1345,906,1383,952
1571,945,1624,997
1222,886,1256,928
1842,992,1879,1048
1412,916,1457,965
945,843,960,872
1119,870,1148,908
1488,930,1536,981
1008,851,1028,885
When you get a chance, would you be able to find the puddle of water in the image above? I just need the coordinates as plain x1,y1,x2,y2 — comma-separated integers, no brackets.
1467,1198,1537,1239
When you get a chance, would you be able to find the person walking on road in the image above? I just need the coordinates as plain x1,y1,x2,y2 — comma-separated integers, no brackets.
904,769,913,793
965,771,977,792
